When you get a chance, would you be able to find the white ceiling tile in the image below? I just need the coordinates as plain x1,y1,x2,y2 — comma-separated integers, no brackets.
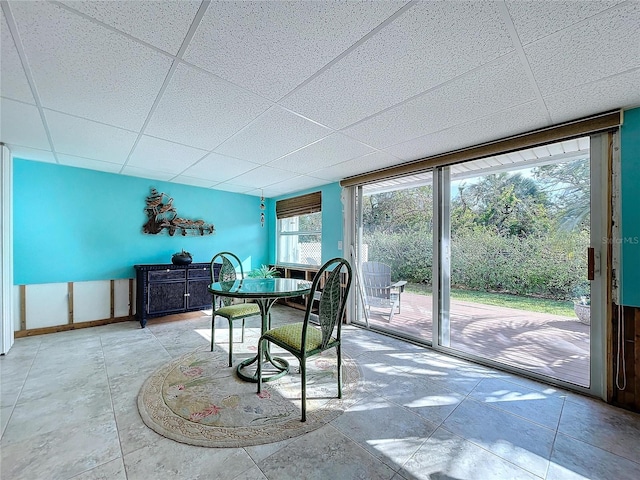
128,135,208,174
145,64,272,150
267,133,375,174
10,1,173,131
344,54,537,149
386,101,550,162
282,1,514,129
545,69,640,124
305,168,339,183
184,1,406,101
251,184,293,198
8,146,56,164
57,153,123,173
0,98,50,150
1,9,34,103
214,106,332,164
169,176,216,189
227,165,299,188
312,151,401,181
506,0,625,45
210,183,253,194
242,189,264,198
525,2,640,97
120,165,175,181
60,0,201,55
44,110,137,163
2,1,638,197
181,152,259,182
267,175,329,193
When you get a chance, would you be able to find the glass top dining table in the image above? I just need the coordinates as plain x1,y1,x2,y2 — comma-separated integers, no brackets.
208,277,312,382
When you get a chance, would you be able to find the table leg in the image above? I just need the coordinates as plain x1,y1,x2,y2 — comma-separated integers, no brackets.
236,298,290,382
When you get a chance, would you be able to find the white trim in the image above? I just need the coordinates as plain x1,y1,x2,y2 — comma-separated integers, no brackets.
1,144,14,354
341,186,357,324
588,132,611,400
434,167,451,347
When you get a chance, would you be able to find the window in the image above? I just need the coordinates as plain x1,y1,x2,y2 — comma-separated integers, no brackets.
276,192,322,266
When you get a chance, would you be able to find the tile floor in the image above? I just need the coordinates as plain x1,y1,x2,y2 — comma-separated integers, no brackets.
1,305,640,480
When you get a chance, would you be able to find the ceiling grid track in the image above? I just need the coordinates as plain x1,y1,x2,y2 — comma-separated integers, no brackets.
1,1,59,163
1,1,637,196
119,0,211,174
277,0,419,103
497,1,553,126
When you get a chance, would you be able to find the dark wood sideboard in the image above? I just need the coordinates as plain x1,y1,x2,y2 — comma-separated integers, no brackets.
134,263,218,327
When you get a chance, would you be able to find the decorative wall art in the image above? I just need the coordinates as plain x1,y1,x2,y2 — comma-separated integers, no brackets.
143,188,215,236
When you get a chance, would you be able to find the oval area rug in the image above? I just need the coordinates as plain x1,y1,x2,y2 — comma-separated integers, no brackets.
137,346,361,447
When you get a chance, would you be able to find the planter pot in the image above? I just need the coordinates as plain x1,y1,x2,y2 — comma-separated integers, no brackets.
172,252,192,265
574,302,590,325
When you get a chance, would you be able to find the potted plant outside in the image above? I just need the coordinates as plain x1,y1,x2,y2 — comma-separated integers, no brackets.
572,284,590,325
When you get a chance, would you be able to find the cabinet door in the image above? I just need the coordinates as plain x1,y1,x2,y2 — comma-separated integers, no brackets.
187,279,212,310
147,281,186,315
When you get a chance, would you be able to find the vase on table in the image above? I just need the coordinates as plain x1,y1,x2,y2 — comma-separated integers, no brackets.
172,249,192,265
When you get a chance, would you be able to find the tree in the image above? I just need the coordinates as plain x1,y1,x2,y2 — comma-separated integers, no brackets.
533,158,590,232
451,173,551,237
297,211,322,231
363,186,433,234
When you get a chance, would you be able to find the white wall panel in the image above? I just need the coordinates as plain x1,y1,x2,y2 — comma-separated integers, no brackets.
25,283,68,329
13,286,20,331
73,280,110,322
114,279,131,318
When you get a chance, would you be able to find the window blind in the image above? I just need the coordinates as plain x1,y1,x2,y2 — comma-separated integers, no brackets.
276,191,322,219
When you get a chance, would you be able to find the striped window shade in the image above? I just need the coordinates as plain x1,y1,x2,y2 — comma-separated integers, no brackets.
276,191,322,219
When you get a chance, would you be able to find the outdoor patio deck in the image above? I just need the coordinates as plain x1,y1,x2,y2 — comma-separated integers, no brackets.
360,291,590,387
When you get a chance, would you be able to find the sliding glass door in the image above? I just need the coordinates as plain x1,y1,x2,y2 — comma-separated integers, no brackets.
350,134,608,395
351,173,434,344
439,139,594,387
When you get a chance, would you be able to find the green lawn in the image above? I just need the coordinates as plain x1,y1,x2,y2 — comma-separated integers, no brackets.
405,283,575,317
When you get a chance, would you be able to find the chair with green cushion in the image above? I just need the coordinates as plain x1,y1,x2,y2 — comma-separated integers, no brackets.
210,251,261,367
257,257,352,422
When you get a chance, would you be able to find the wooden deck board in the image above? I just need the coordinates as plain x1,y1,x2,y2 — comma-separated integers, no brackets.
360,291,590,387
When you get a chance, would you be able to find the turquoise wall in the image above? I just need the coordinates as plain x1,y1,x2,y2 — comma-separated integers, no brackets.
13,159,269,284
621,107,640,307
268,182,344,266
17,108,634,292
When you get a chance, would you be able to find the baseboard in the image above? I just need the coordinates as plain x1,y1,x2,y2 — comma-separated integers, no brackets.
14,315,134,337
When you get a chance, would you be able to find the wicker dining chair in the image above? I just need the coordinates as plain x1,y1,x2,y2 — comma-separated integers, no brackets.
210,251,261,367
257,257,352,421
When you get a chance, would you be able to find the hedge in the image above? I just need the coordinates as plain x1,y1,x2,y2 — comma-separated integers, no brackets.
363,228,588,300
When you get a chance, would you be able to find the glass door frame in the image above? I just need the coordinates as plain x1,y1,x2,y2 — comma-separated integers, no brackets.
348,181,436,344
346,132,613,399
430,134,608,398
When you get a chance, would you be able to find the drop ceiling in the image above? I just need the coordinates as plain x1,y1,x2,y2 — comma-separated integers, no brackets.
1,0,638,198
